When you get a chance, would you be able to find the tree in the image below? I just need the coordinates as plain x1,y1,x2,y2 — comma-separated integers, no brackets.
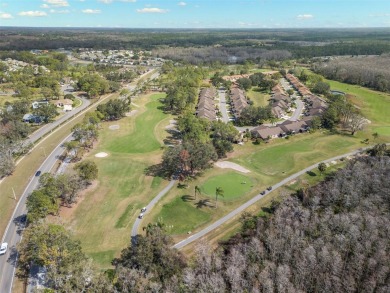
75,160,98,183
368,143,387,157
312,81,330,95
347,113,367,135
318,162,327,175
237,78,252,91
33,103,59,123
215,187,224,208
372,132,379,141
194,185,201,200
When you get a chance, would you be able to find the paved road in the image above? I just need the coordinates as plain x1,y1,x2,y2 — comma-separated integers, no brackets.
173,147,372,249
131,180,177,237
0,133,73,293
218,89,230,123
289,98,304,121
27,86,90,146
0,71,160,293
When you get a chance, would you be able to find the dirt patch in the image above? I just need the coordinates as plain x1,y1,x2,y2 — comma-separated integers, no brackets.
165,119,177,129
59,181,99,221
95,152,108,158
125,110,138,117
215,161,251,173
109,125,120,130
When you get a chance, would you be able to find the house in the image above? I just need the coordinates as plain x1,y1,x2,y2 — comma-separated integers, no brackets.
23,113,42,123
251,125,284,140
196,87,217,121
279,120,309,134
32,101,49,109
51,99,73,111
230,87,249,118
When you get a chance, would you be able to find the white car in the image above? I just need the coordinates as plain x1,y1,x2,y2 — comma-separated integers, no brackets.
139,213,144,219
0,243,8,255
141,207,147,213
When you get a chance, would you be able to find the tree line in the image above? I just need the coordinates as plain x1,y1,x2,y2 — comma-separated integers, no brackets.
18,152,390,292
313,55,390,93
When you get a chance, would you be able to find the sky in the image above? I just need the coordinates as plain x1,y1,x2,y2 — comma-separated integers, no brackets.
0,0,390,28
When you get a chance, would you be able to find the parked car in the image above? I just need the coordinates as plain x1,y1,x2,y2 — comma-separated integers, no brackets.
267,186,273,191
260,191,266,195
0,243,8,255
141,207,147,213
139,213,144,219
35,170,42,177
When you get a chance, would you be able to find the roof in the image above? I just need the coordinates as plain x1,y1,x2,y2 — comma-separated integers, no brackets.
280,120,308,132
251,126,284,139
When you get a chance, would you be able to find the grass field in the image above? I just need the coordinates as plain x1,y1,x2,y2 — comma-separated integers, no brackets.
201,171,254,201
246,88,270,107
158,196,212,235
62,93,172,268
319,74,390,138
104,93,167,154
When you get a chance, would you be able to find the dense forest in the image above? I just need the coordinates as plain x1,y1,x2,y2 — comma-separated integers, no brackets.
18,153,390,292
2,28,390,61
313,55,390,92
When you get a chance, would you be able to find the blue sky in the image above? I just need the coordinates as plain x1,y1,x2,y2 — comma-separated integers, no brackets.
0,0,390,28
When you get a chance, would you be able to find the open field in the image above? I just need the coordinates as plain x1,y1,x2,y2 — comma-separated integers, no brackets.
326,79,390,137
104,93,167,154
61,92,172,268
246,88,270,107
201,171,254,201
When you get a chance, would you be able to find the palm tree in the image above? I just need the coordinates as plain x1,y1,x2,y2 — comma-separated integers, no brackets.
194,185,201,200
215,187,224,208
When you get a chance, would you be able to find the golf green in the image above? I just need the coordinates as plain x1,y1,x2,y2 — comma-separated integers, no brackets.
201,172,253,200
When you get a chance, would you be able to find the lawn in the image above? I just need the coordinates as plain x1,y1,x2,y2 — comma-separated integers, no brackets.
234,132,358,181
246,88,270,107
156,196,212,235
201,171,254,201
104,93,167,154
61,93,172,268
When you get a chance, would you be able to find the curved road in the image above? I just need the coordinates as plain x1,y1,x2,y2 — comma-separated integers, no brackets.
131,180,177,238
0,70,159,293
173,147,374,249
0,133,73,293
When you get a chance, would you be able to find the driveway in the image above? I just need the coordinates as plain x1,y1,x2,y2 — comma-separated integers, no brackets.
218,89,230,123
289,98,304,121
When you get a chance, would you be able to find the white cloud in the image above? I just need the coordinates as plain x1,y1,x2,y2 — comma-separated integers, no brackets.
50,9,69,14
43,0,69,7
98,0,113,3
297,14,313,20
0,13,13,19
137,7,168,14
18,11,47,17
82,9,101,14
178,1,186,6
40,4,50,9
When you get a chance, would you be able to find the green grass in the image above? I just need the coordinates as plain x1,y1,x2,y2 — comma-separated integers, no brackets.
155,196,212,235
151,176,163,189
201,171,254,200
236,133,357,180
105,93,167,154
62,93,171,269
115,204,134,228
247,88,270,107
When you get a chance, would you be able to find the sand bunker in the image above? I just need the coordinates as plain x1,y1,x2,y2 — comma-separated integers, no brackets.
95,152,108,158
125,110,138,117
109,125,120,130
165,119,177,129
215,161,251,173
